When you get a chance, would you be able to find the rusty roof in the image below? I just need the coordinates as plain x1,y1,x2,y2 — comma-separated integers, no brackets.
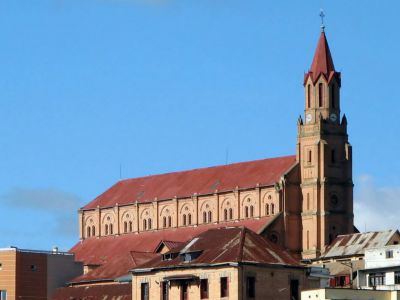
70,216,276,283
132,227,299,272
82,155,296,209
321,230,399,259
51,283,131,300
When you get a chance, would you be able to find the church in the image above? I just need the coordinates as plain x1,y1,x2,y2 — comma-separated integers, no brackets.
67,25,354,288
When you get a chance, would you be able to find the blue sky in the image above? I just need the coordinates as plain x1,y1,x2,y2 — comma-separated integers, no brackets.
0,1,399,250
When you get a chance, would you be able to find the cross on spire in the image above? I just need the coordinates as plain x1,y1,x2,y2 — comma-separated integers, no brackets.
320,9,325,32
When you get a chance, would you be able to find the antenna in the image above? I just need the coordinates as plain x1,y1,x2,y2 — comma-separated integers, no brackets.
320,9,325,32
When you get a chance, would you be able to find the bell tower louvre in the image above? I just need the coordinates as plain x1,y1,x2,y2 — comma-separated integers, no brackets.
297,27,354,260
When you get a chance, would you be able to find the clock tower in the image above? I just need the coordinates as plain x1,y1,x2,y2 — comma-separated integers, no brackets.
297,28,354,259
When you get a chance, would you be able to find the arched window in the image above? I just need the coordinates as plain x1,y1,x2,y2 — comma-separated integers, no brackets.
203,211,207,223
188,214,192,225
148,219,152,230
167,216,171,228
105,224,109,235
183,214,187,226
92,226,95,236
318,83,323,107
265,204,269,215
331,85,336,108
143,219,147,231
229,208,233,220
87,227,91,238
250,205,254,217
271,204,275,215
163,217,167,228
124,221,127,233
307,84,311,108
110,224,113,235
208,211,212,223
245,206,249,218
129,221,133,232
224,209,228,221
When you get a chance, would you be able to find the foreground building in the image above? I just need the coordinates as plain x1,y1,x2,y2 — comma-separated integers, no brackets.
314,230,400,288
0,247,82,300
131,227,326,300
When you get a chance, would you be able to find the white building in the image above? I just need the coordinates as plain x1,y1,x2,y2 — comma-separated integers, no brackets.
357,244,400,290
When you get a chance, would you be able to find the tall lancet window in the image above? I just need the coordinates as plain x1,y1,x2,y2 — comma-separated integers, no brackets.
318,83,323,107
307,84,311,108
331,85,336,108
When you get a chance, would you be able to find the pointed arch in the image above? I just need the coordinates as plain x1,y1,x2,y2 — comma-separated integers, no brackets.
129,221,133,232
265,204,270,216
224,209,228,221
229,208,233,220
250,205,254,217
208,211,212,223
188,214,192,225
183,214,187,226
87,227,91,238
92,226,95,236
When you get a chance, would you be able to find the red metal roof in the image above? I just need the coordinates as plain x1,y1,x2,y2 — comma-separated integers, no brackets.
82,155,296,209
133,227,299,271
51,283,131,300
304,31,340,85
70,216,275,283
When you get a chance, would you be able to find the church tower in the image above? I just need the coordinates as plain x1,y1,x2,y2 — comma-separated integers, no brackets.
297,28,354,259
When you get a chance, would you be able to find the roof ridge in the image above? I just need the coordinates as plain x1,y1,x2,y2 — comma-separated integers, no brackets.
117,154,296,183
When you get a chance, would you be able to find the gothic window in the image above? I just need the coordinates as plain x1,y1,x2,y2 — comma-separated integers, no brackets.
163,217,167,228
87,227,91,238
203,211,207,223
229,208,233,220
250,205,254,217
224,209,228,221
307,193,310,210
167,216,171,228
307,84,311,108
188,214,192,225
92,226,95,236
245,206,249,218
129,221,133,232
183,214,187,226
208,211,212,223
148,219,152,230
271,203,275,215
124,221,128,233
110,224,113,235
331,85,336,108
307,150,312,163
318,83,323,107
265,204,269,215
105,224,109,235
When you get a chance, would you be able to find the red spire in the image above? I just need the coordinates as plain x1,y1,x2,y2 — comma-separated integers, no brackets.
304,31,340,85
310,31,335,76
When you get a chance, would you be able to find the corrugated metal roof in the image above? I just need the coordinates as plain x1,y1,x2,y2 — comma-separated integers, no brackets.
82,155,296,209
69,216,276,283
51,283,131,300
133,227,299,271
321,230,399,259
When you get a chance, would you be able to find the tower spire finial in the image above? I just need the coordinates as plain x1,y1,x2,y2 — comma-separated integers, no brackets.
320,9,325,32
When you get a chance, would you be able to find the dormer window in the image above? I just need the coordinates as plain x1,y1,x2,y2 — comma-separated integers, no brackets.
181,251,202,263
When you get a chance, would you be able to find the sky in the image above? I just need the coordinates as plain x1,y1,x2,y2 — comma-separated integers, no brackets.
0,1,399,251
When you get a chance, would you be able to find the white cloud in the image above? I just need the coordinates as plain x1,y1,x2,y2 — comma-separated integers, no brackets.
1,187,82,238
354,175,400,232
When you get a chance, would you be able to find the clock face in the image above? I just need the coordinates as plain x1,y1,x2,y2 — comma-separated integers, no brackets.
306,113,312,123
330,113,337,122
